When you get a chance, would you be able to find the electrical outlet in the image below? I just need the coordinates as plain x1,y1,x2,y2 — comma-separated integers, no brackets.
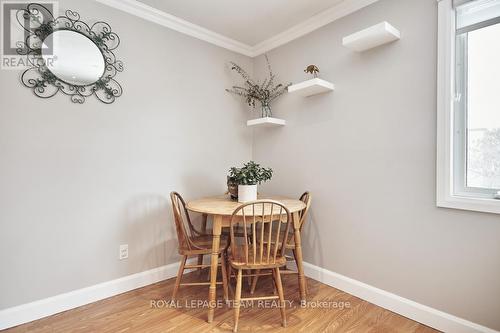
119,244,128,260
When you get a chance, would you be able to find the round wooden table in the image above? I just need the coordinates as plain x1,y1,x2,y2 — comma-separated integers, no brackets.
186,194,306,323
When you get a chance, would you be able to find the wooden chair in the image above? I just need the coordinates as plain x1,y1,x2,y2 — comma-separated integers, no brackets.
226,200,291,332
170,192,228,300
250,192,312,295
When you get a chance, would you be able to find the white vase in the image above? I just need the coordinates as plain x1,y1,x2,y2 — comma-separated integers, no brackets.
238,185,257,203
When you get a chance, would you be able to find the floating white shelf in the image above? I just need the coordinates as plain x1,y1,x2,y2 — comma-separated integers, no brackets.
342,21,400,52
247,117,286,127
288,78,334,97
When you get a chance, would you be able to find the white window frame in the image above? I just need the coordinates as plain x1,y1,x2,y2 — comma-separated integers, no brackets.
436,0,500,214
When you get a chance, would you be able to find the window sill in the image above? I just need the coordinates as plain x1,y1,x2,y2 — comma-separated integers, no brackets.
437,195,500,215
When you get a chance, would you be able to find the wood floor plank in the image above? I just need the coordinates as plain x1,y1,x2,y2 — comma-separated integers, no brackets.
2,270,440,332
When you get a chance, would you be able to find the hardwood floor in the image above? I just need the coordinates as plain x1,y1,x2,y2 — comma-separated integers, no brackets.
3,270,439,332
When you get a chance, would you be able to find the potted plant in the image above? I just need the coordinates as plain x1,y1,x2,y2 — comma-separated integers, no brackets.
228,161,273,202
227,176,238,200
226,55,291,118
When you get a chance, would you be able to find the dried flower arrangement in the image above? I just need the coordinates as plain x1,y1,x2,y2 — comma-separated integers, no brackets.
226,55,291,118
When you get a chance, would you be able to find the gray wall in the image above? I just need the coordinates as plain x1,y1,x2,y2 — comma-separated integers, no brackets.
253,0,500,330
2,0,499,330
0,0,252,309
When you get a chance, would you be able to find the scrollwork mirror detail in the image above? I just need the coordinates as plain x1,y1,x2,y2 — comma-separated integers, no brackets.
17,3,123,104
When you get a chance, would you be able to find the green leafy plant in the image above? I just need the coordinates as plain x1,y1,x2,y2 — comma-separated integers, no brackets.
228,161,273,186
226,55,291,117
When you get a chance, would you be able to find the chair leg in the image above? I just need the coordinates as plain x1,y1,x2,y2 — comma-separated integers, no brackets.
172,255,187,299
271,269,277,295
246,269,252,287
274,267,287,328
220,253,229,302
283,249,290,271
250,269,260,294
197,254,204,275
227,263,234,297
233,269,243,333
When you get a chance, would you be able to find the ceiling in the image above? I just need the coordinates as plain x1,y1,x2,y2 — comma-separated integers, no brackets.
137,0,346,46
96,0,379,56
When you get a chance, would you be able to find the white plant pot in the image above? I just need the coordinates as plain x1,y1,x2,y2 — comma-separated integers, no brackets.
238,185,257,203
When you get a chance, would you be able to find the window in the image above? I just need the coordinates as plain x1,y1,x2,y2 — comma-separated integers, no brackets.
437,0,500,214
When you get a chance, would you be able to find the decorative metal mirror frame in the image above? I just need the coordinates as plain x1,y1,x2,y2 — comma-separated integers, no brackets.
17,3,123,104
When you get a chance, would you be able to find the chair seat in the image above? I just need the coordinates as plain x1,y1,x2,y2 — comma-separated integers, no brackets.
256,230,296,250
179,235,228,255
278,229,296,249
284,232,296,249
228,245,287,269
222,226,252,237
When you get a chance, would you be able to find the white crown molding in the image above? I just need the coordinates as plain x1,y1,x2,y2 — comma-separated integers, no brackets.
93,0,254,57
251,0,381,56
93,0,380,58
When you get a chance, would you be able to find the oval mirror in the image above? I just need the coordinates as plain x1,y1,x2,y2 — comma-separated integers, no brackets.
42,30,105,86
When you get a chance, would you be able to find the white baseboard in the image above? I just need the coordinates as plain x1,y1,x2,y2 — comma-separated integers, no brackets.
0,262,182,330
302,261,499,333
1,260,498,333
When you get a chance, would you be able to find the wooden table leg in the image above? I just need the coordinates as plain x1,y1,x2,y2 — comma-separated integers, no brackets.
198,214,209,275
208,214,222,323
292,211,306,304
